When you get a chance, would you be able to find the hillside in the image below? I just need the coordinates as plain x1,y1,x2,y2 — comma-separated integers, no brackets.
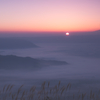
0,55,67,69
0,38,38,49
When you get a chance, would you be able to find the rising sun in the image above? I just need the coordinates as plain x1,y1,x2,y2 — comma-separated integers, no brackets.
66,32,69,36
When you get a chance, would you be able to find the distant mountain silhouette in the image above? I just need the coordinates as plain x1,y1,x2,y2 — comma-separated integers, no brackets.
0,55,67,69
95,30,100,32
91,30,100,35
0,38,38,49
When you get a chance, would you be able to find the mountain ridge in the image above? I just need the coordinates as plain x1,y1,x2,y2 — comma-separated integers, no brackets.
0,38,38,49
0,55,67,69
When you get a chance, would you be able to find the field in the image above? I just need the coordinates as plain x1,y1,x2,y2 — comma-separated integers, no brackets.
0,81,100,100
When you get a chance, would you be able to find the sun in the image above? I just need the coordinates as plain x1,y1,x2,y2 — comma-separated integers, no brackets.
66,32,69,36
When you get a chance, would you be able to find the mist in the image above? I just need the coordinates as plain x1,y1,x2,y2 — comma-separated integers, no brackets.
0,31,100,93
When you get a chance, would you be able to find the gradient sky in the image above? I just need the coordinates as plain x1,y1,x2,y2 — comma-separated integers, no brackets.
0,0,100,32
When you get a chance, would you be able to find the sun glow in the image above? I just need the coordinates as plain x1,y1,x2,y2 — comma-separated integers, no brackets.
66,32,69,36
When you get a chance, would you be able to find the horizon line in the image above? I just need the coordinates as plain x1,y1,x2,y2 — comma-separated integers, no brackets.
0,30,100,33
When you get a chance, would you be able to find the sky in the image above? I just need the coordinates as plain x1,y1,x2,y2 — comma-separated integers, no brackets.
0,0,100,32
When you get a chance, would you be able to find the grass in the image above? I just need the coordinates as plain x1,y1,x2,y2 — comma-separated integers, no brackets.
0,81,100,100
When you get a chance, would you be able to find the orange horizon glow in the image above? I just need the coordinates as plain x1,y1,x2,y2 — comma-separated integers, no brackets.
0,0,100,33
0,28,99,33
0,29,99,33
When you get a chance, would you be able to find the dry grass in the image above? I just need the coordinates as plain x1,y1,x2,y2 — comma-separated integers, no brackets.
0,81,100,100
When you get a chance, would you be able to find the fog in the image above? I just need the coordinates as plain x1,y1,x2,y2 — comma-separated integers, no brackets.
0,31,100,93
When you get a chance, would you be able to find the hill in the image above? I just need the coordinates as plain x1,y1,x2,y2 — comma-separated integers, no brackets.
0,55,67,69
0,38,38,49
